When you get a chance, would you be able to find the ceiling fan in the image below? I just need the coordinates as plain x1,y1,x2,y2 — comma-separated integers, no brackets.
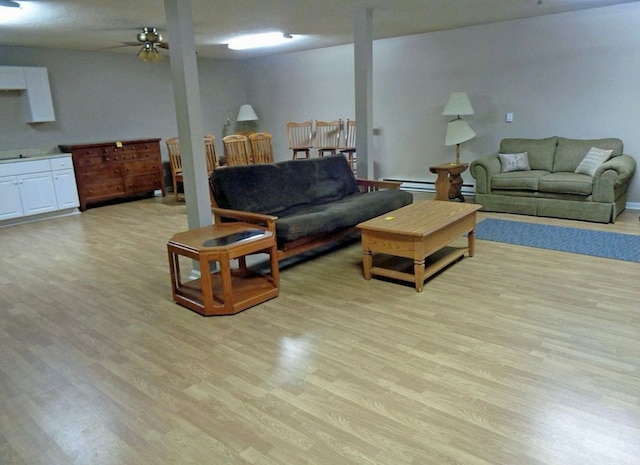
120,27,169,62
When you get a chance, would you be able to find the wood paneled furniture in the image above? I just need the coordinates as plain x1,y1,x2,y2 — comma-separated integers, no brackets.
248,132,274,164
223,135,251,166
286,121,313,159
357,200,481,292
429,162,469,202
167,222,280,316
166,137,183,201
59,138,165,211
340,118,356,173
166,135,219,201
204,134,219,173
315,119,342,157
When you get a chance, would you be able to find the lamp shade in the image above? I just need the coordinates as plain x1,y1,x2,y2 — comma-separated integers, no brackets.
445,118,476,146
236,104,258,122
442,92,474,116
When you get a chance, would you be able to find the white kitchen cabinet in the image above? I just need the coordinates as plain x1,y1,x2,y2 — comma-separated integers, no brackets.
17,171,57,215
23,67,56,123
0,175,23,220
0,66,56,123
51,156,79,209
0,155,79,225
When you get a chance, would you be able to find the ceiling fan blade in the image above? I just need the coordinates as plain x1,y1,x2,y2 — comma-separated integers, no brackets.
157,43,170,49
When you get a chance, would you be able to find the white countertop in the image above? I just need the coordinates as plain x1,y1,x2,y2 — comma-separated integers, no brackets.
0,147,72,164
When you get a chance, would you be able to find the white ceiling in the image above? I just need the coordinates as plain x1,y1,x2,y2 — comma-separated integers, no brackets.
0,0,636,60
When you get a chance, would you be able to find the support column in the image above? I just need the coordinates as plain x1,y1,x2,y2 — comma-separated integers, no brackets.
164,0,211,229
354,8,373,179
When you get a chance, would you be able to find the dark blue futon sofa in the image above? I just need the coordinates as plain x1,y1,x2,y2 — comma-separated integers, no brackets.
210,155,413,260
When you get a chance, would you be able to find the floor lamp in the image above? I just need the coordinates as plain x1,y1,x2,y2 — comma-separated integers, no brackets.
443,92,476,165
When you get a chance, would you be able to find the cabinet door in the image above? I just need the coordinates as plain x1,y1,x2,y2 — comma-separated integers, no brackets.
0,175,23,220
18,172,57,216
53,169,80,209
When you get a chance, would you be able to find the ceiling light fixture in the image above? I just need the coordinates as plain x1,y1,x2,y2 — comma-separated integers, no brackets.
138,43,165,62
228,32,295,51
0,0,20,7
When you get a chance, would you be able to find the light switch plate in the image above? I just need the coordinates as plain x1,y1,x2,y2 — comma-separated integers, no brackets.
505,112,514,123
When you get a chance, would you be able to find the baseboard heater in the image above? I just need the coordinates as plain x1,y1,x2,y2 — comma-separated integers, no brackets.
383,178,475,196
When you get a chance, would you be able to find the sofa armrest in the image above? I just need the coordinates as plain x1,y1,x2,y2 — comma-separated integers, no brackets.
212,207,277,233
356,178,402,192
592,154,637,203
469,154,502,194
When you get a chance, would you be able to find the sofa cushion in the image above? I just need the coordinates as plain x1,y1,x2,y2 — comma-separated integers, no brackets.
538,172,593,195
278,155,359,207
211,155,360,215
499,137,557,172
574,147,613,176
552,137,623,173
275,189,413,243
210,163,291,214
498,152,530,172
491,170,549,191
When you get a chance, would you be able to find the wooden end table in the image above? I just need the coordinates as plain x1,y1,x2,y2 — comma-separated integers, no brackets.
167,223,279,316
357,200,481,292
429,162,469,201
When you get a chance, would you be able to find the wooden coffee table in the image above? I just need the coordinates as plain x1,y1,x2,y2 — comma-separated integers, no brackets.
356,200,481,292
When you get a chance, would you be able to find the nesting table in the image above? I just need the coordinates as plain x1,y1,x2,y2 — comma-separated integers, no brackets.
167,223,279,316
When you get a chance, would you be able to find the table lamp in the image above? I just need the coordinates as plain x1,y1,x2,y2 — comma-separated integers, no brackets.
443,92,476,164
236,104,258,135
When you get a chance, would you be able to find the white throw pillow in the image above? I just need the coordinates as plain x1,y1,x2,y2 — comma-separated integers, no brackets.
574,147,613,177
498,152,530,173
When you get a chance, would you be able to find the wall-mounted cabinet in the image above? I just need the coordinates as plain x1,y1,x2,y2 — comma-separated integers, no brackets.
0,66,56,123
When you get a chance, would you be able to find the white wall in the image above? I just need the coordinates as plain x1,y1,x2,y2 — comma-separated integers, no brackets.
245,3,640,203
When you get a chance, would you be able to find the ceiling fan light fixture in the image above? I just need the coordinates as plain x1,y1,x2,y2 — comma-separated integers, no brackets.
138,26,162,44
228,32,295,51
138,43,165,62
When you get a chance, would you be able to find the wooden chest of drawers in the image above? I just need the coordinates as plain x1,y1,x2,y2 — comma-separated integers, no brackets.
59,138,166,211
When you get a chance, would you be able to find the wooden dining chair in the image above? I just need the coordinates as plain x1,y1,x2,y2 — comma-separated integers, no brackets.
223,134,251,166
248,132,274,164
315,119,342,157
340,119,356,173
166,137,184,201
204,134,219,174
286,121,313,159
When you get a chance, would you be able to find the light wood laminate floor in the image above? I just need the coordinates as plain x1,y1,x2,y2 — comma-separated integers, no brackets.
1,194,639,465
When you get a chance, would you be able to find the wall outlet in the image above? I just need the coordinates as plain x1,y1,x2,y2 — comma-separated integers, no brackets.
505,112,514,123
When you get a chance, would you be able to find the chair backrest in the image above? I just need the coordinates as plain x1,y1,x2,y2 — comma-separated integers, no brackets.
248,132,274,164
168,153,182,174
315,119,342,149
223,134,251,166
204,134,218,173
342,119,356,150
166,137,180,157
286,121,313,149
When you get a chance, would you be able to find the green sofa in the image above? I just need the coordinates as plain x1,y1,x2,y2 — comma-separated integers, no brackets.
470,137,636,223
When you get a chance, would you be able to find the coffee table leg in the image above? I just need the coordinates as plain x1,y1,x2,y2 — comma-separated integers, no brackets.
363,250,372,280
468,229,476,257
414,258,425,292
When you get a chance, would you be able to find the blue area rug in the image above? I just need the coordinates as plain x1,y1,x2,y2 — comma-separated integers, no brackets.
475,218,640,263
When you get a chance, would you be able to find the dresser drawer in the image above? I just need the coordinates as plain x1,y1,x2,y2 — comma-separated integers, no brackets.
124,174,163,195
